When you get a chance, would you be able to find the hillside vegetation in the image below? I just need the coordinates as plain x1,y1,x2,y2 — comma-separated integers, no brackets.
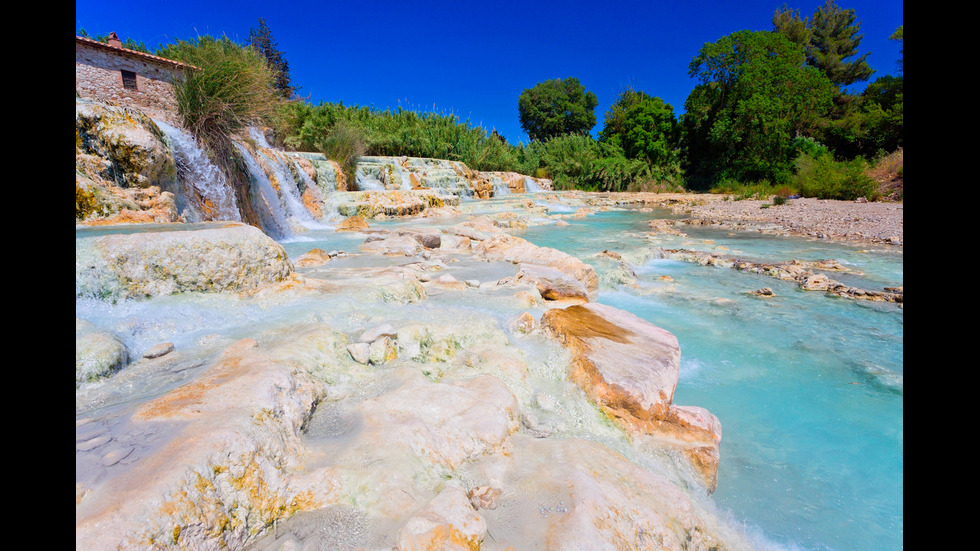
85,0,902,201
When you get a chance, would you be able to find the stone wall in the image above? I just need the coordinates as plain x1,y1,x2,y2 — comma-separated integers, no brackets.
75,41,187,125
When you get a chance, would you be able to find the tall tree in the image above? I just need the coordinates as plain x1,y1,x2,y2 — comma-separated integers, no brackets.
772,5,811,49
518,77,598,142
890,25,903,73
773,1,874,88
247,18,298,99
682,30,835,186
599,88,678,167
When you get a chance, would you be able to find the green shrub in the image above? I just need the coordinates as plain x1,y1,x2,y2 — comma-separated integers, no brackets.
320,121,367,190
773,195,787,206
157,36,283,152
792,152,880,200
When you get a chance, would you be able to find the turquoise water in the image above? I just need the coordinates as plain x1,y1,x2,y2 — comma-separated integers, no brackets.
519,206,903,551
76,198,902,550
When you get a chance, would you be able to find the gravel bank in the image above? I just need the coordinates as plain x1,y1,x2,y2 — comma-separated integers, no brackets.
668,196,903,247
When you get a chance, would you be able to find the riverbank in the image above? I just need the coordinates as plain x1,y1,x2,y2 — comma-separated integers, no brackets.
665,196,903,247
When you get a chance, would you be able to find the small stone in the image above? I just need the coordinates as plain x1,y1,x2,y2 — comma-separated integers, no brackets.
336,215,369,232
347,342,370,364
143,342,174,359
359,323,398,343
465,279,480,288
468,486,502,510
368,336,398,365
101,446,134,467
509,312,536,334
751,287,775,297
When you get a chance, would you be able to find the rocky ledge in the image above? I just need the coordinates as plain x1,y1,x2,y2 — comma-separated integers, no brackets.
76,219,742,550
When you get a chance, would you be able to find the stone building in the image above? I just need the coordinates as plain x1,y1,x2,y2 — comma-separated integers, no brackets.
75,32,197,124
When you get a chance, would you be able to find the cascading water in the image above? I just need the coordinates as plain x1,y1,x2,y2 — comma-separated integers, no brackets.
255,148,332,231
234,142,294,240
524,176,544,193
155,120,241,222
488,174,511,196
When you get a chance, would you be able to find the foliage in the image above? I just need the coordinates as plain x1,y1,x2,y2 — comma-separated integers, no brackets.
816,74,902,158
773,0,874,87
891,25,903,73
682,30,835,188
278,102,519,172
518,77,598,142
156,35,285,228
599,88,680,167
247,18,298,99
709,179,793,200
791,150,879,200
319,121,366,190
529,134,682,192
157,35,283,152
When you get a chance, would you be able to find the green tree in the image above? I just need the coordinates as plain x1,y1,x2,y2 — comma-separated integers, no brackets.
599,88,679,167
247,18,298,99
682,30,835,187
891,25,903,73
517,77,598,141
773,1,874,88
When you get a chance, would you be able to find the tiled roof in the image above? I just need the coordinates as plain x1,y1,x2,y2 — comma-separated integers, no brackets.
75,35,200,71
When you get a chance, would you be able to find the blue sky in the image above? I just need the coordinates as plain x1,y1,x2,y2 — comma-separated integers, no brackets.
76,0,903,145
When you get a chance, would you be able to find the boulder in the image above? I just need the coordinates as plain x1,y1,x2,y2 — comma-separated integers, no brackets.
540,303,722,491
75,222,294,301
517,263,590,301
76,327,128,384
475,234,598,300
336,215,370,232
396,486,487,551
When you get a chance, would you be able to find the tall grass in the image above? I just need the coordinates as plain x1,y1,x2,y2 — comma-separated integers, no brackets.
277,102,519,172
157,35,285,226
158,36,283,151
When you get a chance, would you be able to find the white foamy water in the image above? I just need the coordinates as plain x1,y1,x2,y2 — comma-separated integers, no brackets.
155,120,241,222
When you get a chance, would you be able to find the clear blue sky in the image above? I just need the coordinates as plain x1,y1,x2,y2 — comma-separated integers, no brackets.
76,0,903,145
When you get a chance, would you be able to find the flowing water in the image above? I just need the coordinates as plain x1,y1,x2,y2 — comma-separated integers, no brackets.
516,205,903,551
76,165,902,549
286,198,904,550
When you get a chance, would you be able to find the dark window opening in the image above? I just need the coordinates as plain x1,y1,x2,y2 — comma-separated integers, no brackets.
121,70,137,90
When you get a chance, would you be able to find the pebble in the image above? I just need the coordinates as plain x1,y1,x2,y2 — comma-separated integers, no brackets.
143,342,174,359
101,446,134,467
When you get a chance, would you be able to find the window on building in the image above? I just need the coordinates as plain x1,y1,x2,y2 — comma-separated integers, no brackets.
121,70,137,90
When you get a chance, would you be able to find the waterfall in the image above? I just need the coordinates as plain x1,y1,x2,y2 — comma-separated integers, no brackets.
524,176,544,193
233,142,294,240
256,148,327,229
355,170,385,191
155,120,241,222
489,174,511,196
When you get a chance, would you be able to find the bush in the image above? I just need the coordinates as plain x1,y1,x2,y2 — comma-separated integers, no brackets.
792,152,880,200
157,36,283,151
320,121,367,191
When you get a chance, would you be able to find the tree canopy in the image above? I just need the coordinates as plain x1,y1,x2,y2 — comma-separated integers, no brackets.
682,30,835,187
517,77,598,142
773,0,874,88
247,18,298,99
599,88,678,167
